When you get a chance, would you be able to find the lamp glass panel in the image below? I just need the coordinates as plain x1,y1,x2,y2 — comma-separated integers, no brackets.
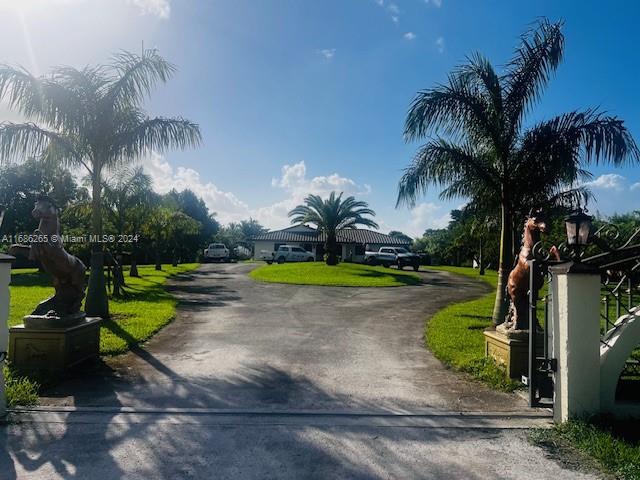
565,220,577,245
578,220,591,245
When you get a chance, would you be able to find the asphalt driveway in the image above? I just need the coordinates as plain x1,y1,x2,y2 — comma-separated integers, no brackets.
3,263,599,479
39,262,521,412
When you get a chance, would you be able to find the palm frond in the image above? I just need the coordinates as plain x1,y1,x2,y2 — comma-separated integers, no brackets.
108,116,201,164
105,49,176,109
518,109,640,167
397,139,500,207
503,18,564,134
0,122,79,164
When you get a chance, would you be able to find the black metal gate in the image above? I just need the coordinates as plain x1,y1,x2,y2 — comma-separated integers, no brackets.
527,257,555,408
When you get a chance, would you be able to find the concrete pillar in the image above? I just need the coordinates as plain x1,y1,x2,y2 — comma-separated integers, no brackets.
0,254,14,417
550,261,601,423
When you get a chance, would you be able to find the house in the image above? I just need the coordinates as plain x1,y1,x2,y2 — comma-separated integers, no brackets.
250,224,411,262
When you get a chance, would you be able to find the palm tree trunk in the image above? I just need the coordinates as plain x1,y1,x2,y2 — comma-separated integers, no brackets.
85,165,110,318
326,231,338,266
154,237,162,271
492,203,512,326
130,242,139,277
479,237,485,276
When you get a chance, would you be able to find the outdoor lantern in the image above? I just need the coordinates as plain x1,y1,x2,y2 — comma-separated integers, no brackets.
565,209,593,247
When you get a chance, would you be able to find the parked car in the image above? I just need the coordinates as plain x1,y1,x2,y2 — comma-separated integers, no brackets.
203,243,230,262
267,245,314,264
364,247,420,271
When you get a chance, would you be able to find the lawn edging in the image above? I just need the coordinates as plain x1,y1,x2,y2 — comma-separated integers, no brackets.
424,266,520,391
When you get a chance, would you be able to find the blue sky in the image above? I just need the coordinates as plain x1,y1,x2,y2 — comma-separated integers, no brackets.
0,0,638,236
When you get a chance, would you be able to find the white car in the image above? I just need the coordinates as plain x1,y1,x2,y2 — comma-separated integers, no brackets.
204,243,230,262
268,245,314,264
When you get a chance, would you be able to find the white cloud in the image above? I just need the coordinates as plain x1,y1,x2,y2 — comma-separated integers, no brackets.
435,36,445,53
318,48,336,60
374,0,400,24
403,32,416,40
585,173,626,191
140,155,371,229
404,202,450,237
140,153,250,224
127,0,170,18
0,0,171,17
387,2,400,14
631,182,640,191
425,0,442,7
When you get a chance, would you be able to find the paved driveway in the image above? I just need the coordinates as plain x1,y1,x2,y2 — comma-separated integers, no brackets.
40,263,518,412
2,264,598,479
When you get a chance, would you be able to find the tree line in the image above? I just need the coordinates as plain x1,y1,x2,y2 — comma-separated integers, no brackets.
0,157,266,271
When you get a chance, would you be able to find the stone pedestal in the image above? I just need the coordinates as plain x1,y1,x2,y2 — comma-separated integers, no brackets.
9,317,101,377
484,329,531,379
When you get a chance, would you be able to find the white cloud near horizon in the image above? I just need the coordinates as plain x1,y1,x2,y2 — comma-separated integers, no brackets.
403,32,416,40
140,155,373,229
585,173,627,191
404,202,450,237
581,173,640,215
425,0,442,7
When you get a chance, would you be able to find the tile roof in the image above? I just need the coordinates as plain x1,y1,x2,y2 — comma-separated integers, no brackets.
250,228,411,245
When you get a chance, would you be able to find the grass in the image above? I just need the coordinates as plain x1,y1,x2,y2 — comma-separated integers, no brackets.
3,366,39,407
424,266,520,391
5,263,199,406
9,264,200,355
532,417,640,480
249,261,421,287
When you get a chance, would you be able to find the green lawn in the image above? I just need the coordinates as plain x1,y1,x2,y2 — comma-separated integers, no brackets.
532,418,640,480
9,263,200,355
430,266,640,477
249,261,421,287
424,266,520,391
5,263,199,407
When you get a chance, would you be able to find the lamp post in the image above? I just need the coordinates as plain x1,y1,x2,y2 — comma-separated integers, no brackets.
565,208,593,259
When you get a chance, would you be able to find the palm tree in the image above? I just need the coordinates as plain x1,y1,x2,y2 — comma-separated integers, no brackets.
397,19,639,325
0,50,201,318
289,192,378,265
144,206,200,270
102,166,154,277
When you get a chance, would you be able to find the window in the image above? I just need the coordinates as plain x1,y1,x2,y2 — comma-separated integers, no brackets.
380,248,392,253
278,246,289,252
291,247,304,252
394,248,408,253
355,245,365,255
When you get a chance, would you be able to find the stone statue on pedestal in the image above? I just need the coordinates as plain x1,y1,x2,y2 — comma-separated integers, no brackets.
9,196,87,328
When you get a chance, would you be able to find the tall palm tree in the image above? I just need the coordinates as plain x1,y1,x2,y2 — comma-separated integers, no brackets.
289,192,378,265
0,50,201,318
397,19,639,325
